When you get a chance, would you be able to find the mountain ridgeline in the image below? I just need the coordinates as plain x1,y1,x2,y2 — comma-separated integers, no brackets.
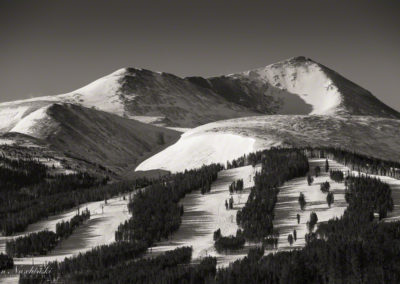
0,56,399,176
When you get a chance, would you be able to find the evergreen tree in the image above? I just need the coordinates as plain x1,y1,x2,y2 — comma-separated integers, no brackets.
298,193,306,210
327,192,334,208
325,159,329,172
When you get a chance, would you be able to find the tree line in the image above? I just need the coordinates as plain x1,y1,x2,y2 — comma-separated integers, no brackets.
228,146,400,180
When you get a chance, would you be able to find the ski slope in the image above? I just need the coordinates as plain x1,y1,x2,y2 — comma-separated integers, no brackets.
0,192,132,265
149,165,261,266
271,159,349,251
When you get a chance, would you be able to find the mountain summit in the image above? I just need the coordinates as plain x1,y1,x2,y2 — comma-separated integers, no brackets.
189,56,400,118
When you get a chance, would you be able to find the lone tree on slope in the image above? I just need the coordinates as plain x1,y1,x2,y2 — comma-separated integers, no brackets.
327,192,334,208
298,193,306,211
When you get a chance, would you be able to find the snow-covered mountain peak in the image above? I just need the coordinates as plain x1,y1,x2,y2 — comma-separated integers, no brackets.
233,56,343,115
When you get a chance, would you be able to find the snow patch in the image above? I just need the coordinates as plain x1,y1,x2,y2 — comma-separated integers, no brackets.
10,106,53,138
136,133,256,172
0,105,31,132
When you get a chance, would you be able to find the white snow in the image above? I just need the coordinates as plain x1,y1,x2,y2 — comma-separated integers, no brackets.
0,138,15,145
128,115,165,124
10,106,53,138
57,68,128,116
237,58,342,115
0,106,30,132
136,132,257,172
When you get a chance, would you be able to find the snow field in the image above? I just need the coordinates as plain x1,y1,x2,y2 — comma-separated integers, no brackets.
136,133,256,172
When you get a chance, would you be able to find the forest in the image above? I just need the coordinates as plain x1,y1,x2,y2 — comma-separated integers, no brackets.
214,229,245,252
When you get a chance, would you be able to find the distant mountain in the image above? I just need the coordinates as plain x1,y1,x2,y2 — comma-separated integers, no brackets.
0,56,398,135
188,56,400,118
7,103,180,175
0,68,258,132
136,115,400,172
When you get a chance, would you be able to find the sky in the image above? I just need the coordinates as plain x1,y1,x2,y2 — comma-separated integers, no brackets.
1,0,399,111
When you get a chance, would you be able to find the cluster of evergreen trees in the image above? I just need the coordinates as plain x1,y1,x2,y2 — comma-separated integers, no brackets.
344,175,393,220
229,179,244,194
236,149,309,240
55,209,90,238
0,253,13,271
320,181,330,193
115,164,222,245
214,229,245,252
6,210,91,257
6,230,57,257
329,169,344,182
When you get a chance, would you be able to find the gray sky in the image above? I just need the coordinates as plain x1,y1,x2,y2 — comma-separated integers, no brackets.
1,0,399,111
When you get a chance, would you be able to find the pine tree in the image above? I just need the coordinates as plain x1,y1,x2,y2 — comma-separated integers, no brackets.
325,159,329,172
298,193,306,210
287,234,294,246
327,192,334,208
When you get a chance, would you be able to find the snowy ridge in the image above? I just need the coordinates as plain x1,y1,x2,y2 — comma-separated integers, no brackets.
10,105,58,138
57,68,128,115
233,57,343,115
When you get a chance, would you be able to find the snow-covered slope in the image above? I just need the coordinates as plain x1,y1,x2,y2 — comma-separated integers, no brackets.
192,56,400,118
136,115,400,172
136,133,259,172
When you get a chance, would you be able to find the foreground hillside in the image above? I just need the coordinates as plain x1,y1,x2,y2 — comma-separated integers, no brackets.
136,115,400,172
